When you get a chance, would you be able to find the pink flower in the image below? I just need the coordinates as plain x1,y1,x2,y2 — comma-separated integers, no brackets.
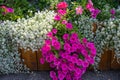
88,0,93,5
90,48,96,57
110,9,115,15
64,43,71,52
57,2,68,9
50,71,56,78
50,63,56,68
6,8,14,13
86,42,95,49
58,9,66,15
62,20,68,25
58,71,65,80
86,56,95,64
86,2,94,12
40,58,45,64
52,40,61,50
63,33,69,40
66,74,72,80
0,6,14,14
66,22,73,30
82,60,89,68
41,44,51,53
76,6,83,15
70,34,78,43
52,36,58,41
82,38,88,44
47,32,53,38
54,14,61,21
76,59,83,66
61,64,68,71
81,49,88,57
91,9,101,18
52,28,57,34
71,43,78,52
45,39,51,45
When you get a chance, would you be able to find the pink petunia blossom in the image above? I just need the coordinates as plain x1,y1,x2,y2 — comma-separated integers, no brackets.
54,14,61,21
58,9,67,15
41,44,51,53
70,33,78,43
61,64,68,71
52,40,61,50
50,71,56,78
86,56,95,64
52,28,58,34
110,9,115,15
6,8,14,13
66,22,73,30
82,38,88,44
82,60,89,68
64,43,71,52
76,6,83,15
47,32,53,38
91,9,101,18
86,2,94,12
62,20,68,25
57,1,68,9
66,74,72,80
63,33,69,40
45,39,51,45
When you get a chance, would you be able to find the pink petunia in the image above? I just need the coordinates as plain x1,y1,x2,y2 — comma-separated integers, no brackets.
70,34,78,43
52,40,61,50
62,20,68,25
58,9,67,15
82,38,88,44
76,6,83,15
45,39,51,45
86,2,94,12
66,22,73,30
6,8,14,13
41,44,51,53
52,28,58,34
47,32,53,38
54,14,61,21
110,9,115,15
82,60,89,68
91,9,101,18
64,43,71,52
62,33,69,41
57,1,68,9
50,71,56,78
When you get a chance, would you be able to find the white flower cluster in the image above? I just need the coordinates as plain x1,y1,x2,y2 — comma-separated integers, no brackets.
10,10,55,51
76,17,120,68
0,10,55,74
0,21,29,74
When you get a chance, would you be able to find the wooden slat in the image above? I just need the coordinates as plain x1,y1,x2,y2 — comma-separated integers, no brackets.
111,50,120,70
20,49,37,70
37,50,51,70
99,49,111,70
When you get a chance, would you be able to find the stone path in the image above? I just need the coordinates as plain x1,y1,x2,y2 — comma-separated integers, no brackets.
0,70,120,80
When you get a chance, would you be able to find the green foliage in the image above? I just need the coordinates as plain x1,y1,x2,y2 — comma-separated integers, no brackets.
0,0,35,21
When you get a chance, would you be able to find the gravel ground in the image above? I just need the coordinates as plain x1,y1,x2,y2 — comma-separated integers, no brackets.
0,70,120,80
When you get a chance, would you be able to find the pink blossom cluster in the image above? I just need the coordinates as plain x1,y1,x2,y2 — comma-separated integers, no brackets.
0,5,14,15
54,2,73,30
40,1,97,80
40,29,96,80
86,0,101,18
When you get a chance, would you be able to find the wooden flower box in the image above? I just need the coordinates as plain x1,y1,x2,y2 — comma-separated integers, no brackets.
20,49,120,71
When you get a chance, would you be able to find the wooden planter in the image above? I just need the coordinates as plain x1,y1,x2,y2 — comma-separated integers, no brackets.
20,49,120,71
